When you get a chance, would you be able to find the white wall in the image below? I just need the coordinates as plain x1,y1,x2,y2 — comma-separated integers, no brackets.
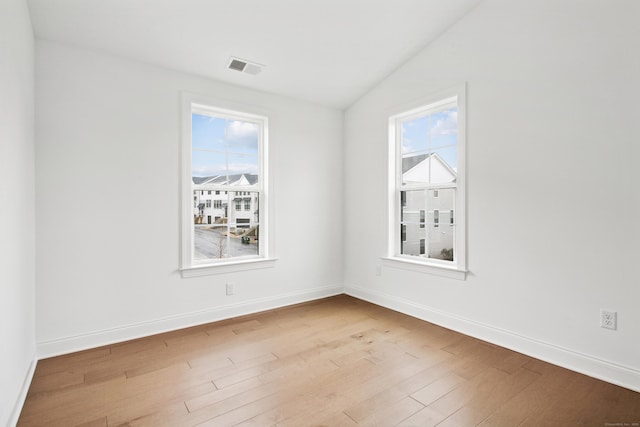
35,41,344,355
0,0,36,424
344,0,640,390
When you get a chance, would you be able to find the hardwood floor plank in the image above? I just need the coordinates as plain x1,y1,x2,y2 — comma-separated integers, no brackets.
276,354,444,427
232,357,386,426
436,367,539,427
357,396,425,427
18,295,640,427
491,349,534,374
343,355,456,423
112,400,190,427
26,370,85,396
106,381,213,426
185,377,263,412
412,367,509,425
398,405,453,427
475,366,573,426
32,347,112,379
518,373,627,427
75,416,108,427
312,411,360,427
409,372,468,407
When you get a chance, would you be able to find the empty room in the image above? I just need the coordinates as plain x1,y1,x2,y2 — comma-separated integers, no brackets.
2,0,639,425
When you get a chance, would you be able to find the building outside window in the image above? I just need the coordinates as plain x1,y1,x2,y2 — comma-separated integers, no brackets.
387,86,466,275
181,94,271,277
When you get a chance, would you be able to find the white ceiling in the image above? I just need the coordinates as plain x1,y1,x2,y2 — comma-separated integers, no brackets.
27,0,480,109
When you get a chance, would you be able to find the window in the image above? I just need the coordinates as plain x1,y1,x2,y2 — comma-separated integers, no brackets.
181,94,272,277
244,199,251,210
387,86,466,278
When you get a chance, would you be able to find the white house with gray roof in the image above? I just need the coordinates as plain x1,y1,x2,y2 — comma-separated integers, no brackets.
401,153,456,260
192,174,259,234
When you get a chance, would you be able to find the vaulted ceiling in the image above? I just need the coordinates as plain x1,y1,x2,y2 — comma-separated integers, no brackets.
27,0,481,109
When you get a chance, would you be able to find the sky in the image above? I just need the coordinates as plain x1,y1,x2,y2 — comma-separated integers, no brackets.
192,113,259,178
192,108,456,178
401,107,458,170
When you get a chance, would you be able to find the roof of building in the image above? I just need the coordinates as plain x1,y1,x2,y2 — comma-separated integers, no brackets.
402,152,457,183
193,174,258,186
402,153,430,173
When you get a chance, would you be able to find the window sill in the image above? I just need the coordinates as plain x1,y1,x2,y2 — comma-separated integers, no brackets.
180,258,277,278
381,257,467,280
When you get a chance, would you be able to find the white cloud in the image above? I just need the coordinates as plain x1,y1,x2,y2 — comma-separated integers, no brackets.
228,120,258,139
430,110,458,136
226,120,259,153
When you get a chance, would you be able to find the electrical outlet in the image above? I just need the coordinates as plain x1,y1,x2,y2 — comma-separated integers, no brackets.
375,264,382,276
226,283,234,296
600,310,617,330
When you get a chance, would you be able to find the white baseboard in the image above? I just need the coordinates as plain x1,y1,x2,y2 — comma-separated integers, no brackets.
8,357,37,427
37,285,343,359
345,283,640,393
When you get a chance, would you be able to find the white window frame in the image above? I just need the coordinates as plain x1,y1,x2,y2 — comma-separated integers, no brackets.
384,85,467,280
180,93,275,278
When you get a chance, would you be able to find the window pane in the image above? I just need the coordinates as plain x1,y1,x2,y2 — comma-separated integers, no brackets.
401,188,455,261
401,107,458,186
193,225,229,260
192,150,225,179
391,90,464,270
428,147,457,184
228,224,259,258
402,154,429,185
401,115,429,156
428,188,455,216
191,117,260,261
402,149,457,186
227,120,259,155
227,153,259,180
227,191,259,258
400,190,427,256
427,188,455,261
192,114,227,152
186,102,267,270
192,115,260,180
429,108,458,149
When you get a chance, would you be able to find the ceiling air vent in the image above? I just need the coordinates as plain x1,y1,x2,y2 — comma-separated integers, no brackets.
227,57,264,75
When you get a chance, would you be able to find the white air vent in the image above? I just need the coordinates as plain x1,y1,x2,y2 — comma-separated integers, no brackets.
227,57,264,75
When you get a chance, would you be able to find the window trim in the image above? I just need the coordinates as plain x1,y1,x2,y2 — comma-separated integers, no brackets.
386,85,467,279
180,92,275,278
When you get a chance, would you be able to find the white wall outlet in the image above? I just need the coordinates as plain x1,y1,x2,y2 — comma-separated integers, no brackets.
226,282,234,296
600,310,617,330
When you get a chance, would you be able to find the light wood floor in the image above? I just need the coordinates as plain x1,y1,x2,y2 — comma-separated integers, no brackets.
18,295,640,426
